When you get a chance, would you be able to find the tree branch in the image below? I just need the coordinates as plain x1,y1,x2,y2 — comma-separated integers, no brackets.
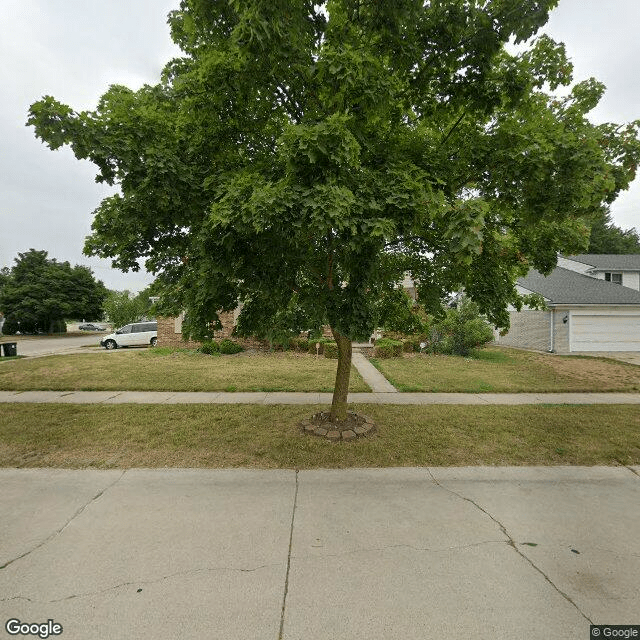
440,111,465,146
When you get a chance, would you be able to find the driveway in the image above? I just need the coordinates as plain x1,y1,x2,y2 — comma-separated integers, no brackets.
570,351,640,366
1,467,638,639
0,335,103,358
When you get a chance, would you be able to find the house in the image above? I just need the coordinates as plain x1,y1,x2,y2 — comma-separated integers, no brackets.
157,310,240,349
558,254,640,290
157,306,331,349
494,254,640,353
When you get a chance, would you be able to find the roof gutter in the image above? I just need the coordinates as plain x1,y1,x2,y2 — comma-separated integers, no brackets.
546,302,640,307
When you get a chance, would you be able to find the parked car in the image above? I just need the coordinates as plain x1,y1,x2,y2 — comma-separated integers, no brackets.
79,323,106,331
100,322,157,349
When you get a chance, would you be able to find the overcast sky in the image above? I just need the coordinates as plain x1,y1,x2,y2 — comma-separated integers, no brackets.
1,0,639,292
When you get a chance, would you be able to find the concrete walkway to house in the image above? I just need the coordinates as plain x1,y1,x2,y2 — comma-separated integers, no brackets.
1,389,640,405
351,348,398,392
1,466,639,639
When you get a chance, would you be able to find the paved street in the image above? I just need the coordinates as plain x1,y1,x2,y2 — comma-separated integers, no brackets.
1,467,638,639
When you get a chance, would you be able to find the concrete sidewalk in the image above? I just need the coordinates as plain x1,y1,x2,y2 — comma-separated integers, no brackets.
1,467,639,639
351,349,398,392
2,389,640,404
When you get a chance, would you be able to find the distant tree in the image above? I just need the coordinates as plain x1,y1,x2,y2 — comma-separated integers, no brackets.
0,267,9,288
28,1,640,421
0,268,9,335
103,287,154,328
588,209,640,254
0,249,108,334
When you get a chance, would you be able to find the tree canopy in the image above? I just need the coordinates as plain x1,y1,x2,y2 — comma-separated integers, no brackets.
0,249,108,334
103,288,155,328
588,209,640,254
28,0,640,418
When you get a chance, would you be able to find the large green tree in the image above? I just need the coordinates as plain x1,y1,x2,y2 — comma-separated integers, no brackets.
28,1,639,420
588,209,640,254
103,287,154,328
0,250,108,334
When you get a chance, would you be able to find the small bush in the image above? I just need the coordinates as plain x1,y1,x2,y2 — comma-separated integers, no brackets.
219,338,244,354
435,299,494,356
199,340,220,355
291,337,309,352
52,319,68,333
374,338,403,358
402,340,414,353
323,342,339,359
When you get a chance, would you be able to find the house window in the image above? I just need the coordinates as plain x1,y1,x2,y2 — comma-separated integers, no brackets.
604,272,623,285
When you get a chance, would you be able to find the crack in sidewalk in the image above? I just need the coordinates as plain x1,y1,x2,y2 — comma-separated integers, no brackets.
292,539,507,562
0,562,280,604
278,470,299,640
625,466,640,478
426,468,594,625
0,470,126,571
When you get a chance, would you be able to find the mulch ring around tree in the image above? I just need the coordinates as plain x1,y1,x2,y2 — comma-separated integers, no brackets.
300,411,376,442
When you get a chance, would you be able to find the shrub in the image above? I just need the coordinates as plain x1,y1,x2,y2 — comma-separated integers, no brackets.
323,341,339,359
291,337,309,352
374,338,403,358
52,319,68,333
199,340,219,355
2,317,67,334
219,338,244,354
434,299,494,356
402,340,414,353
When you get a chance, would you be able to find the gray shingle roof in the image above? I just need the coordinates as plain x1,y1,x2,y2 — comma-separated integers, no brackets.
566,254,640,271
518,267,640,305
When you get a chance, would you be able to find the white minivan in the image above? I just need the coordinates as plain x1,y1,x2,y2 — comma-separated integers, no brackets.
100,321,157,349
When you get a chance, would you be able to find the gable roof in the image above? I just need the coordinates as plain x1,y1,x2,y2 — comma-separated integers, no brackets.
565,254,640,271
518,267,640,305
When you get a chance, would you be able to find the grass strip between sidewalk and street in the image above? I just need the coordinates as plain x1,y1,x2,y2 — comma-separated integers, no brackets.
1,403,638,469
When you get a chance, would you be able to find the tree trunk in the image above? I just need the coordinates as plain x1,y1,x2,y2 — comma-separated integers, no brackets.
330,327,352,422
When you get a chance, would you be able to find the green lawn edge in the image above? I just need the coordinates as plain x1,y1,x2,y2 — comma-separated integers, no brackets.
1,403,638,469
0,350,370,393
370,347,640,393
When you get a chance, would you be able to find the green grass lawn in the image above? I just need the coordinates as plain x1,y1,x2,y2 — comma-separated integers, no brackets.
0,349,369,393
371,347,640,393
1,403,638,468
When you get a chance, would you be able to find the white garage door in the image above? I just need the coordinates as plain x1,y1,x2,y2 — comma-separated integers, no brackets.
571,314,640,351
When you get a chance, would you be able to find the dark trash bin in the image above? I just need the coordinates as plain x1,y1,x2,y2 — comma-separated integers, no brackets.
1,342,17,357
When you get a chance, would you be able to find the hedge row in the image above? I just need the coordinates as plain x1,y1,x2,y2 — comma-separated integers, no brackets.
373,338,403,358
198,338,244,355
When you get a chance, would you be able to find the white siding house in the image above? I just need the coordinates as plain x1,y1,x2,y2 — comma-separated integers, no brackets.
495,256,640,353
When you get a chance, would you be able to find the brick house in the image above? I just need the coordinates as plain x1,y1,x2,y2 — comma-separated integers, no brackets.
157,309,246,348
157,306,333,349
